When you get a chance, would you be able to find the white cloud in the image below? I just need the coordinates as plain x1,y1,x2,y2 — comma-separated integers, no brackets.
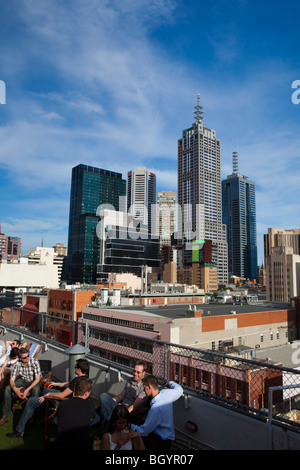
0,0,300,260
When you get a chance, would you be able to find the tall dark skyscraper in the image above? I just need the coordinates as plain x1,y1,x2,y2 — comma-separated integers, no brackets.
67,164,126,284
222,151,257,280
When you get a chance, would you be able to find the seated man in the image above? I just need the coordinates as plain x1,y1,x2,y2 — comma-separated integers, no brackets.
131,375,183,452
6,358,90,438
55,377,96,449
99,361,147,432
0,347,41,425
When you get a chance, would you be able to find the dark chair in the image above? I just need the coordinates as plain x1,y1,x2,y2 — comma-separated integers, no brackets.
44,397,59,441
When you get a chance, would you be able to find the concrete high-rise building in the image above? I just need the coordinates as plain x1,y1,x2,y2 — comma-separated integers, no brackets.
0,224,21,262
177,94,228,285
264,228,300,256
67,164,126,284
127,167,156,235
156,191,176,248
264,228,300,302
222,151,257,280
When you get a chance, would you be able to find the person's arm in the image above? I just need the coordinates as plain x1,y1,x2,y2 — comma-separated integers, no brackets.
163,381,183,402
0,357,9,374
39,386,72,403
101,433,111,450
0,357,9,378
10,375,24,399
127,397,146,413
22,359,42,398
113,388,126,404
130,430,145,450
48,381,68,388
131,405,159,437
23,374,41,398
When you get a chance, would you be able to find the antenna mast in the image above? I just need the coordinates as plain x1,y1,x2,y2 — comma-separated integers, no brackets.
194,93,204,123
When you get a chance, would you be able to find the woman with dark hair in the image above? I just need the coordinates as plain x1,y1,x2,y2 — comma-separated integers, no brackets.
101,404,145,450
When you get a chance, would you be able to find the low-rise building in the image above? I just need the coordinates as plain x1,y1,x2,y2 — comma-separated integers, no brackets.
81,302,297,357
0,262,59,290
46,288,96,344
79,303,293,410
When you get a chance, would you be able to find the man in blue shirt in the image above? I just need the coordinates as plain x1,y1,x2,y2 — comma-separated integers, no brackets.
131,375,183,451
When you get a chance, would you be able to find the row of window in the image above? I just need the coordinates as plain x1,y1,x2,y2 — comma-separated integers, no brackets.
83,313,155,331
90,327,153,354
89,347,153,373
210,329,292,350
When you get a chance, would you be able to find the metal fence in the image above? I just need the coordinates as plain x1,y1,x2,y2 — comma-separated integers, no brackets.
2,307,300,427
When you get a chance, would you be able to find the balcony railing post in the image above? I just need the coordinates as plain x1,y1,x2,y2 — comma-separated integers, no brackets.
268,384,300,450
41,313,44,336
85,322,90,350
164,342,168,380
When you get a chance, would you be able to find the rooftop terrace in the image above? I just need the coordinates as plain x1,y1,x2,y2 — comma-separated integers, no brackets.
1,308,300,451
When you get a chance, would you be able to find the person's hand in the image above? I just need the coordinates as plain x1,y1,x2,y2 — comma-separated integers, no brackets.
15,387,25,399
39,395,46,404
22,388,29,399
118,434,130,446
47,382,57,388
128,429,141,439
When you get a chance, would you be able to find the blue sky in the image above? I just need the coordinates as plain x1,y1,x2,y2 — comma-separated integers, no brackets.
0,0,300,266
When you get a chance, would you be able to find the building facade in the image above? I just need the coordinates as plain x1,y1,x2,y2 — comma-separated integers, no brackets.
78,304,295,409
264,228,300,302
127,166,156,235
96,221,161,284
24,246,66,284
156,191,176,249
0,224,21,262
222,151,257,280
46,288,96,344
177,95,228,285
67,164,126,284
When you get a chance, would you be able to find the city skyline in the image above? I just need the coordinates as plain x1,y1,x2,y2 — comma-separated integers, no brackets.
0,1,300,266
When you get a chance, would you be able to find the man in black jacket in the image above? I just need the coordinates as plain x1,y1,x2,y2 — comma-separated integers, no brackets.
55,377,96,449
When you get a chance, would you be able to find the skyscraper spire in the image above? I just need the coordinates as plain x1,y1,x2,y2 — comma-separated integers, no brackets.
193,93,204,123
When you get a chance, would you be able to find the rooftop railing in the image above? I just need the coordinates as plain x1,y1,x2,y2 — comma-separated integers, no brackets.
2,307,300,430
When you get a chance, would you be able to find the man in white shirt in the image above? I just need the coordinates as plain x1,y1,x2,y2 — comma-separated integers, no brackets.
131,375,183,451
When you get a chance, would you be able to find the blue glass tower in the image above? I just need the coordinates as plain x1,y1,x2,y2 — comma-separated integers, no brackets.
67,164,126,284
222,152,257,280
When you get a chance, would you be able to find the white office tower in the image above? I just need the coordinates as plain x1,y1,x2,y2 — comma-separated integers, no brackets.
177,94,228,285
127,167,156,235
